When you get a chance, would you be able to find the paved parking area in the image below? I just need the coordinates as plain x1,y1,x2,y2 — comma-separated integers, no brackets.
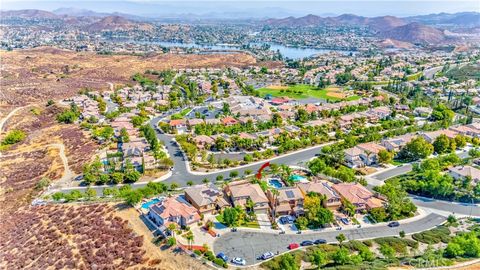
213,213,446,266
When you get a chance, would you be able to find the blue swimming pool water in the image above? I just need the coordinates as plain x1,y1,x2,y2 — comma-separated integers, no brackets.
290,174,306,182
141,198,161,209
268,179,284,188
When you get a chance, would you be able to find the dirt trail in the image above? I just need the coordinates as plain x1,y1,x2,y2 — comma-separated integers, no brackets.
0,105,29,133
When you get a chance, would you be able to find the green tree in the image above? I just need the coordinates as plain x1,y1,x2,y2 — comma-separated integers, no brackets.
85,187,97,200
433,134,453,154
187,180,194,186
167,237,176,247
310,250,327,268
378,149,394,164
336,233,346,244
125,190,143,205
332,247,350,265
380,244,395,260
278,253,299,270
399,137,434,161
221,207,238,227
295,216,309,230
229,171,239,178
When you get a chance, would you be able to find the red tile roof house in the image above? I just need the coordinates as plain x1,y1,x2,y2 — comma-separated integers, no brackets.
332,183,385,213
169,119,187,134
448,165,480,186
221,116,239,126
147,196,201,231
267,186,305,216
297,180,342,210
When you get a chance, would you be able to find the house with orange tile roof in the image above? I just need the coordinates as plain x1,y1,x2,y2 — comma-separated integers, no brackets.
148,196,201,229
332,183,385,212
344,142,387,168
221,116,239,126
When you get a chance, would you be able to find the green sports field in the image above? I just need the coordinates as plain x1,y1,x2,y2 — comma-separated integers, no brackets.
257,84,360,101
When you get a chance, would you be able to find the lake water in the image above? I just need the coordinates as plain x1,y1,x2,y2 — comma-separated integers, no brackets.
130,39,354,59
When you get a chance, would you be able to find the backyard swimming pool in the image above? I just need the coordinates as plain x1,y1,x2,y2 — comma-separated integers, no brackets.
268,178,284,188
141,198,161,209
290,174,307,182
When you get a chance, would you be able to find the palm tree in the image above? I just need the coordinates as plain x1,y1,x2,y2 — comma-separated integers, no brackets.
186,231,194,250
167,223,177,237
270,189,279,221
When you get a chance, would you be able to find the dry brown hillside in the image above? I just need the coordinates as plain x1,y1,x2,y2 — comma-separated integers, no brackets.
0,47,257,109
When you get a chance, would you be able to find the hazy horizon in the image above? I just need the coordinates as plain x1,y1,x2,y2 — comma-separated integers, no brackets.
2,0,480,18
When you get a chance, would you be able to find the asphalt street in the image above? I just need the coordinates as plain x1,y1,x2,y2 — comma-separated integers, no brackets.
213,213,446,266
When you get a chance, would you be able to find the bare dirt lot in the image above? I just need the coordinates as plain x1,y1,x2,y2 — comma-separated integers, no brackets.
0,47,257,109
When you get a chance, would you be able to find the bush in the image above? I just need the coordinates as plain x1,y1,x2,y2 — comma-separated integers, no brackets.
374,237,418,254
412,226,451,244
204,251,215,261
1,130,26,145
213,258,226,268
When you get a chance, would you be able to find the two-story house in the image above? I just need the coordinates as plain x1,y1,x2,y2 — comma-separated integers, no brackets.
225,181,270,214
267,186,305,216
148,196,201,230
297,180,342,210
184,184,230,214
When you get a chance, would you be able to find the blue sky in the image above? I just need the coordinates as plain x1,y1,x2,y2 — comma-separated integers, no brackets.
3,1,479,18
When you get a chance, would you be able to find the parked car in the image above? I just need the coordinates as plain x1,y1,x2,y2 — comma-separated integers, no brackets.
340,218,349,225
300,240,314,246
231,257,246,266
314,239,327,244
231,227,237,232
288,243,300,250
388,221,400,227
279,230,286,234
216,252,229,262
260,252,274,260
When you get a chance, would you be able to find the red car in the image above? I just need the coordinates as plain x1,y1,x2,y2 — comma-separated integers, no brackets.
288,243,299,250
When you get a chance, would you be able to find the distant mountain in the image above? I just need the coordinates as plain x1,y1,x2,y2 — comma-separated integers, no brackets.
406,12,480,27
264,13,406,31
380,22,446,44
1,9,59,19
85,15,152,32
52,7,109,17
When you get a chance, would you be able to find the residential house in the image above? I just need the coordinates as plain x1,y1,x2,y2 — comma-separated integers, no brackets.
421,130,458,143
222,116,239,126
267,186,304,216
381,134,415,152
148,196,201,230
297,180,342,210
332,183,385,212
192,135,215,149
184,184,230,214
225,181,270,213
448,165,480,186
344,142,386,168
169,119,187,134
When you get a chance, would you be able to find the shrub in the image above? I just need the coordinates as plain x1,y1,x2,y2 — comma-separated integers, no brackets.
204,251,215,261
1,130,26,145
412,226,451,244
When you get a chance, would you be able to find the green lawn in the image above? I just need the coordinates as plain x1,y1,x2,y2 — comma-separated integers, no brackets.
170,108,191,119
215,214,260,229
257,84,360,101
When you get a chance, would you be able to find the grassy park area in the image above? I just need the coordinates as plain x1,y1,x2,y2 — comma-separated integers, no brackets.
257,84,360,101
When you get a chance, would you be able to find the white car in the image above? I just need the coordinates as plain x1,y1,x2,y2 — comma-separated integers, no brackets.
260,252,274,260
231,257,246,265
